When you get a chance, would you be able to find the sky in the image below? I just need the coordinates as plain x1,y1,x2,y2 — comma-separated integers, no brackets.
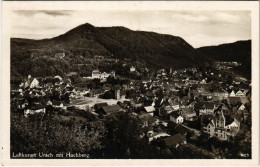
11,10,251,48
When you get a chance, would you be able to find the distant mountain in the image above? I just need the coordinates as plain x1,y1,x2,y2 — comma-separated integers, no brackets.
196,40,251,79
11,23,209,79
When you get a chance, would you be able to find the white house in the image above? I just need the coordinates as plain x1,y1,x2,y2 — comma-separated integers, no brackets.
130,66,136,72
92,69,101,78
225,120,240,130
200,79,207,84
225,118,240,137
91,70,115,79
235,90,245,97
181,108,197,121
30,78,39,88
203,119,216,137
100,72,110,79
24,107,46,117
20,75,40,88
229,90,236,97
144,106,155,116
198,102,215,116
238,104,246,111
170,113,183,124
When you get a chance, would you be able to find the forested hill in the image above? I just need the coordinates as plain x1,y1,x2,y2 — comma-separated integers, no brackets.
196,40,251,62
11,23,209,79
196,40,251,79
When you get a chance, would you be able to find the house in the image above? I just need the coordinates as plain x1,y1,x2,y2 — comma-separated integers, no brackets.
202,117,215,137
55,53,65,59
24,103,46,117
188,101,196,108
174,124,190,136
46,100,52,106
144,106,156,116
142,77,152,84
221,103,231,115
30,78,40,88
138,112,157,128
198,86,212,97
169,100,180,111
20,75,40,88
91,70,114,79
66,72,78,77
164,105,174,114
203,111,227,140
130,66,136,72
214,110,227,140
170,112,183,124
100,105,121,115
228,96,250,105
54,75,63,81
114,89,121,100
92,69,101,78
73,104,90,110
214,127,228,140
190,90,200,99
100,72,110,79
110,71,116,78
198,102,215,116
17,98,28,109
121,100,131,108
212,89,229,99
225,117,240,136
180,108,197,121
144,99,154,107
200,79,207,84
148,132,170,142
241,109,250,122
181,96,191,106
238,104,246,111
164,134,186,148
192,68,197,73
229,90,236,97
52,100,64,108
90,89,104,97
94,103,108,112
94,55,104,59
211,96,222,102
203,109,241,140
235,90,245,97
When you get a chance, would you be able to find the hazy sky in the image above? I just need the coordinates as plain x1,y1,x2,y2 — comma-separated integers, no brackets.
11,10,251,48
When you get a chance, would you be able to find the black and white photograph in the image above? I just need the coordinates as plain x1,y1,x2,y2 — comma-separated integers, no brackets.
1,1,259,166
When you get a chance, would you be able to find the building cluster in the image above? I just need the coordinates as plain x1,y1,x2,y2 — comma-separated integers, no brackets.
11,61,251,149
91,69,115,79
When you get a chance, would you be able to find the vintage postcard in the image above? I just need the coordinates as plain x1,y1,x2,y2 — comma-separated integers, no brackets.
1,1,259,166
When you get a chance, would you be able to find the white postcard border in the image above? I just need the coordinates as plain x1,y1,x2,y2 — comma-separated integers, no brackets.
1,1,259,166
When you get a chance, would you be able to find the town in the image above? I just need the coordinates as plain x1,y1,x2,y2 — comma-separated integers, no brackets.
10,54,251,159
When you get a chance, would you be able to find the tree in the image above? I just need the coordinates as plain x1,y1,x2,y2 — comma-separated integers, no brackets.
89,79,102,89
102,112,160,158
102,90,114,99
11,110,105,157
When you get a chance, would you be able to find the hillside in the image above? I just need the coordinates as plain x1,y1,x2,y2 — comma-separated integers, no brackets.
196,40,251,79
11,23,208,80
196,40,251,62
